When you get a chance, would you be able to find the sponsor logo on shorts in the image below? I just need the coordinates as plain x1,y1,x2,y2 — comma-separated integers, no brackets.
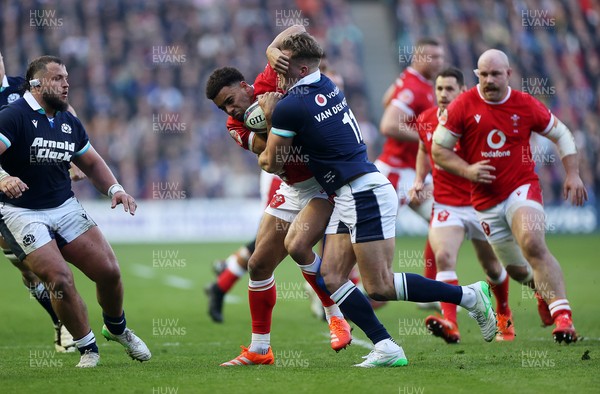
481,221,491,236
270,194,286,208
437,209,450,222
23,234,36,246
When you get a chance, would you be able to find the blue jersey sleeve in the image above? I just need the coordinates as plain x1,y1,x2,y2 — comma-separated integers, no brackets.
271,96,304,138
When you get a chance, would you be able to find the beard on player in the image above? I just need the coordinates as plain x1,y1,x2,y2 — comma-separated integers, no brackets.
43,91,69,112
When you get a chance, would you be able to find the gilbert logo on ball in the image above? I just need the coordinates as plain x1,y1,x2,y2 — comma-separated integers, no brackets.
244,101,267,133
315,94,327,107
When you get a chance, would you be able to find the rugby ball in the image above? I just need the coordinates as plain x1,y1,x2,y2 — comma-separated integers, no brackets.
244,100,267,133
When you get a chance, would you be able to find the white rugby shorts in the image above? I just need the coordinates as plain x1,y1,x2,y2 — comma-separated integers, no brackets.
264,177,330,223
430,201,487,241
476,183,545,244
0,197,97,260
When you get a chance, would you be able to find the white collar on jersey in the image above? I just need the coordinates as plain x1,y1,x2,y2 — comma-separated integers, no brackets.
1,75,9,88
476,84,512,105
24,91,46,114
288,69,321,90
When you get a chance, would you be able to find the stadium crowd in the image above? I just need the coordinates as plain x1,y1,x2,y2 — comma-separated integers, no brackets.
1,0,369,200
0,0,597,206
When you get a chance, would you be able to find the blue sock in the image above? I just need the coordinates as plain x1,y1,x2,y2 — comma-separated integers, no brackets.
395,273,462,304
29,283,59,325
75,330,99,354
79,341,99,355
331,281,391,345
103,311,126,335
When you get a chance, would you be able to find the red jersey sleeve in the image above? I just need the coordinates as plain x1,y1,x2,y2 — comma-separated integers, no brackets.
528,95,554,135
226,117,254,151
440,94,466,138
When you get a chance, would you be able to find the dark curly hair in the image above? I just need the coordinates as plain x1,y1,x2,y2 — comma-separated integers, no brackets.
205,67,245,100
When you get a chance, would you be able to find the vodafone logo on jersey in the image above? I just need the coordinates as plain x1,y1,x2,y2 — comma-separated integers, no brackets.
315,94,327,107
481,129,510,158
486,129,506,149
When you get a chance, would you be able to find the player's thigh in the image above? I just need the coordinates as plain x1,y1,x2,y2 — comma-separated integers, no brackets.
428,225,464,267
249,213,289,277
286,198,332,252
23,240,75,289
510,205,548,257
60,226,120,283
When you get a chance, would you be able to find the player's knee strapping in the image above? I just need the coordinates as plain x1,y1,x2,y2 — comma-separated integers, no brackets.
490,241,533,283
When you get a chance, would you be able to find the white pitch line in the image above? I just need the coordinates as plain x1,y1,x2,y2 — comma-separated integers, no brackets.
322,332,373,350
164,275,194,289
130,264,156,279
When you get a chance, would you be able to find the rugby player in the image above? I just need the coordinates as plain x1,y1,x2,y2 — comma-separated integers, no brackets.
432,49,587,343
411,67,518,342
0,56,151,367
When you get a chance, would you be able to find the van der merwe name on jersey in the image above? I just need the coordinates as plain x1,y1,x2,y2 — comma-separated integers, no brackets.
29,137,75,164
314,89,346,123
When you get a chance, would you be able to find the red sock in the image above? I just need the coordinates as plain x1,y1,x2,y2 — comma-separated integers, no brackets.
424,239,437,280
489,275,510,316
249,278,276,334
302,272,334,307
217,269,240,293
441,279,458,324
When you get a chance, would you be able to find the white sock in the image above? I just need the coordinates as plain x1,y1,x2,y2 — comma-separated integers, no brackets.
75,330,96,349
487,267,507,285
374,337,400,351
323,304,343,323
436,271,458,282
249,333,270,354
459,286,477,309
548,299,571,318
297,252,320,274
226,255,247,277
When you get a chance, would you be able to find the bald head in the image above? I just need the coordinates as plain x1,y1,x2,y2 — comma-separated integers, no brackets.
476,49,512,102
477,49,510,70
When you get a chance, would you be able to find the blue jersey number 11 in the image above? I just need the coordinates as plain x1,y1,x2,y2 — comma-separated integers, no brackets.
342,109,363,143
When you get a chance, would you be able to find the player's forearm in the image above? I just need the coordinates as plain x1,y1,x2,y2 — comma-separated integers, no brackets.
73,155,120,197
561,153,581,177
431,143,469,179
414,145,431,183
258,147,283,174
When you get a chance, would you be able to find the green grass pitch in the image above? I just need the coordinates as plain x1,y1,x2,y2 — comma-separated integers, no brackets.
0,235,598,393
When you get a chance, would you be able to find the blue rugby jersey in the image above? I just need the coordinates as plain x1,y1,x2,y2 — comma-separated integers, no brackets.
270,71,377,195
0,75,26,106
0,91,90,208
